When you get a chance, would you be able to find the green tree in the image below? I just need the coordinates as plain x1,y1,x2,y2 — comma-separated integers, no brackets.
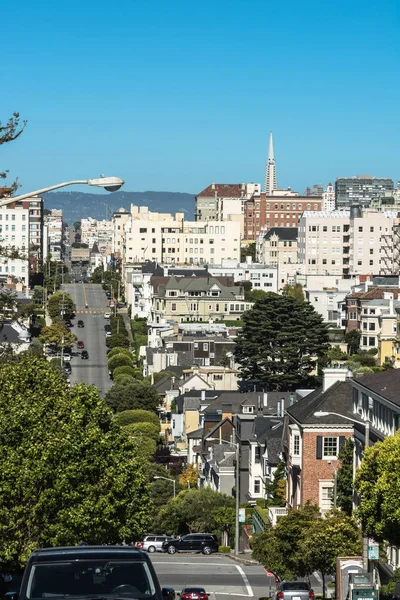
1,112,26,195
179,464,199,488
107,347,134,360
114,409,160,428
152,371,176,382
355,430,400,546
282,282,305,302
149,464,181,510
327,345,348,362
246,289,269,303
0,354,152,570
345,329,361,355
125,421,161,442
350,353,376,367
113,365,137,380
234,294,330,390
152,487,235,536
240,242,256,262
105,381,160,413
108,353,134,373
47,291,75,321
33,285,45,305
107,333,130,348
336,438,354,515
300,511,361,599
91,265,104,284
220,346,231,368
40,321,77,350
251,503,320,579
265,461,286,506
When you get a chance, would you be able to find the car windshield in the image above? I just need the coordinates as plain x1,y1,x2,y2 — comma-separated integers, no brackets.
26,560,156,599
183,589,205,594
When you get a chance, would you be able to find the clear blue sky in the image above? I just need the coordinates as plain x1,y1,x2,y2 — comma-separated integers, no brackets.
1,0,400,196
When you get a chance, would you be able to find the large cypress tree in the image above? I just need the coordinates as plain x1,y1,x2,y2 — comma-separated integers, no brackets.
234,293,329,390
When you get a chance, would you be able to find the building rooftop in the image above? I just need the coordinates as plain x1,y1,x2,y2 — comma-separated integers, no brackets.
264,227,298,241
197,184,246,198
354,370,400,407
287,381,353,425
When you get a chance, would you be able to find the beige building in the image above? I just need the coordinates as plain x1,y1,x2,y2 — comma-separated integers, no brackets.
182,365,240,391
298,208,398,276
257,227,300,290
111,208,131,258
151,276,252,324
121,204,241,266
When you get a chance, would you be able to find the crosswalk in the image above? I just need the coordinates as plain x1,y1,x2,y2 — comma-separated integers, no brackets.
75,309,108,315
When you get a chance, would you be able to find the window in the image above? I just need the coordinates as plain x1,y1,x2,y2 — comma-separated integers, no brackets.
321,486,334,511
203,343,208,351
254,479,261,494
293,434,300,456
323,437,338,457
213,374,223,380
171,303,176,311
139,228,147,233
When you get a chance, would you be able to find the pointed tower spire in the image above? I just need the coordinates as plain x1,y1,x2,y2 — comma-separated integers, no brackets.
264,132,277,195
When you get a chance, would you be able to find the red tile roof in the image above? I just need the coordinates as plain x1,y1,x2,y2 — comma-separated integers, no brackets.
347,287,400,300
196,184,246,198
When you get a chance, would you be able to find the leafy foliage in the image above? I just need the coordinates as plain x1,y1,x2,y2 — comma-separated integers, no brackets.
326,345,348,362
47,292,75,321
107,333,130,348
1,112,26,195
336,438,354,515
105,381,160,413
179,464,200,488
264,461,286,506
234,294,330,390
125,421,161,442
355,430,400,546
107,347,133,359
345,329,361,355
107,353,134,373
152,487,235,536
0,355,152,570
282,282,305,301
240,242,256,262
40,321,77,350
114,410,160,427
113,366,137,380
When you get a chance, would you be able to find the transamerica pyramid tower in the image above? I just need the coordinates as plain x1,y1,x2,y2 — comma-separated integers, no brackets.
264,132,277,195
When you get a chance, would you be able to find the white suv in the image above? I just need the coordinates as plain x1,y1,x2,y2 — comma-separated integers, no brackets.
139,535,175,553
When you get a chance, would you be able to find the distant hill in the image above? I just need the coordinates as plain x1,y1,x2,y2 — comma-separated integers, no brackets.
43,190,196,225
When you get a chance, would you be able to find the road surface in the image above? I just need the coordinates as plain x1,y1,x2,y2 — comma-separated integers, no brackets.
63,283,112,396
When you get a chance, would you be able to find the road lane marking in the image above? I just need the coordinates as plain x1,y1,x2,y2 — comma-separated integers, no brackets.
235,566,253,597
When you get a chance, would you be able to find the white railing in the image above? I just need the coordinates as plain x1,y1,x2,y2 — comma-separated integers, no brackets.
268,506,288,526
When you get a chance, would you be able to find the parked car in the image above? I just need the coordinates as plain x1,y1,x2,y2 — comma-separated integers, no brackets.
77,341,84,349
106,330,112,337
64,364,72,375
162,534,219,555
8,545,175,600
139,535,176,553
77,320,84,328
104,324,111,331
81,350,89,359
63,353,72,362
104,311,111,319
272,581,314,600
179,588,209,600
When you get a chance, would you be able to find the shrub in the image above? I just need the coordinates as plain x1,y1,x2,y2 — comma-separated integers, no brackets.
218,546,231,553
113,366,137,379
113,375,135,387
107,334,130,349
114,410,160,427
108,354,134,373
127,421,161,441
108,347,134,360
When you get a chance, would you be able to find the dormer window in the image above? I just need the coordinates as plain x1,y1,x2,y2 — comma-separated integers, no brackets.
242,406,255,414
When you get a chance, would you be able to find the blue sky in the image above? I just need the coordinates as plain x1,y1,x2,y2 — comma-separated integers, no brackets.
1,0,400,196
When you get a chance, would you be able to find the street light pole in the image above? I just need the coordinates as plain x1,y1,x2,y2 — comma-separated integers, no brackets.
154,476,176,498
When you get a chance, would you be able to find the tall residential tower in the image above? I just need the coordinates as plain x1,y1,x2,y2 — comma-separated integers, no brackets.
264,132,277,195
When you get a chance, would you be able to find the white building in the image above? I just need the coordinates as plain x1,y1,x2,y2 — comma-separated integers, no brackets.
322,183,335,211
121,205,241,266
207,259,278,293
44,209,63,261
0,206,30,283
298,208,398,276
81,217,113,253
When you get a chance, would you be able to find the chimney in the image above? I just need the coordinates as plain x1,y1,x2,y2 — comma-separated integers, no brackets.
322,367,353,392
211,183,216,190
263,392,268,407
280,397,285,416
276,400,281,417
201,390,206,402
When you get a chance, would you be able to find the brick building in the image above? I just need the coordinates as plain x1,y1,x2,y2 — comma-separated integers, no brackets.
244,193,322,240
285,369,354,513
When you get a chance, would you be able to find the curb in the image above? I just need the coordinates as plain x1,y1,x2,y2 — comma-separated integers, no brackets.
226,553,261,566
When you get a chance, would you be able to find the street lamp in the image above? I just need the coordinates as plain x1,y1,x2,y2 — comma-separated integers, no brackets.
207,436,240,556
313,410,370,570
154,475,176,498
0,176,124,206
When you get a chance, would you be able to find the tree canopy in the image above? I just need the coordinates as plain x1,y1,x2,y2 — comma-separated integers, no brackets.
282,282,305,302
47,291,75,321
114,409,160,427
1,112,26,196
0,354,152,570
40,321,77,350
355,430,400,546
105,381,160,413
336,438,354,515
234,293,330,389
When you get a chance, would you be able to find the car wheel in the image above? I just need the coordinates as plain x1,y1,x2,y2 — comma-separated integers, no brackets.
148,545,156,553
167,545,177,554
202,546,212,555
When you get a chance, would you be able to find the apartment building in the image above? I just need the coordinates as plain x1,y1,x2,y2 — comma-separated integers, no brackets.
151,276,252,324
336,175,394,208
195,182,259,223
322,183,335,211
207,260,278,293
44,209,63,262
0,206,30,283
111,208,130,258
81,217,113,252
244,193,322,240
121,205,241,266
298,208,398,276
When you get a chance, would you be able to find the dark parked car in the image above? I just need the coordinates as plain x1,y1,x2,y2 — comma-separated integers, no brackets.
105,324,111,331
162,534,218,555
81,350,89,359
64,364,72,375
77,320,84,328
179,588,209,600
4,545,176,600
272,581,315,600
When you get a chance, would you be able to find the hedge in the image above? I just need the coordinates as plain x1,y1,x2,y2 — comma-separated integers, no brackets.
218,546,231,553
114,409,160,427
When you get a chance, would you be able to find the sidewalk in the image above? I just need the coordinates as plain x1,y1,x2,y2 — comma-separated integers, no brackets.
120,311,134,345
227,552,261,566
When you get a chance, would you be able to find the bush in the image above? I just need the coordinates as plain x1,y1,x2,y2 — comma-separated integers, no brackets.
113,375,135,386
107,334,130,349
352,353,377,367
153,371,176,383
113,366,137,379
108,354,134,373
218,546,231,553
131,319,147,336
134,334,148,350
114,410,160,427
127,421,161,441
108,347,134,360
105,381,161,413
